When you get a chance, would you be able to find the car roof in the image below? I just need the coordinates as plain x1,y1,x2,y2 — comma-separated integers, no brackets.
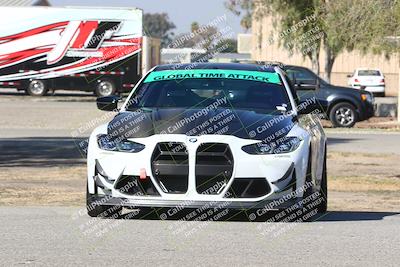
355,68,381,71
284,65,308,70
153,63,276,73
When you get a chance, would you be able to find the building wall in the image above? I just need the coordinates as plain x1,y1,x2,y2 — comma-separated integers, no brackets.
237,33,253,54
142,37,161,74
252,15,399,96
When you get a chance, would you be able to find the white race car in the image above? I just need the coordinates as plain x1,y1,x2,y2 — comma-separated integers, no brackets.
86,63,328,220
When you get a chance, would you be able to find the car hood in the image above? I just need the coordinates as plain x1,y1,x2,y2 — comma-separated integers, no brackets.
107,108,295,141
324,84,364,95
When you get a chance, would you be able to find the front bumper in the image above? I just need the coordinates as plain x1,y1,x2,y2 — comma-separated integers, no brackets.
359,100,375,120
87,133,310,208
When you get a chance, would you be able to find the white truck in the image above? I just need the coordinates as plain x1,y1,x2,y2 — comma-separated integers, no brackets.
0,6,159,96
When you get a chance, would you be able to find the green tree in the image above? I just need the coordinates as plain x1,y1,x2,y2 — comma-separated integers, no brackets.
215,38,238,53
172,22,220,51
225,0,253,32
317,0,399,81
326,0,399,54
143,13,176,47
226,0,322,75
226,0,400,82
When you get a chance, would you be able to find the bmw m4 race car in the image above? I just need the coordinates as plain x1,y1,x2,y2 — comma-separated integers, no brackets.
86,63,327,220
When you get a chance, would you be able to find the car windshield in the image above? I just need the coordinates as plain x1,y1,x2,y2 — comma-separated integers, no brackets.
358,70,381,76
126,69,292,114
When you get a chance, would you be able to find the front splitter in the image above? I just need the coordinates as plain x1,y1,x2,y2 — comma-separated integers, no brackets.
89,195,302,210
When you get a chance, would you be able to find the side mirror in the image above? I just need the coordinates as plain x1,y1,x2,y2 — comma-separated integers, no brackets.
295,79,319,90
96,95,121,111
346,74,352,78
298,98,328,115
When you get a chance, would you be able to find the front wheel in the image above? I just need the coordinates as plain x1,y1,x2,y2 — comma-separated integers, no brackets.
316,147,328,213
329,102,357,128
95,79,116,97
26,80,48,96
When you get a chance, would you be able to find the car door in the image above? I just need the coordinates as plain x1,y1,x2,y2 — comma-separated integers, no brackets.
286,67,320,101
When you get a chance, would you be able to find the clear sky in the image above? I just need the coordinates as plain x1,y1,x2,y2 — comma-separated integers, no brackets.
50,0,244,36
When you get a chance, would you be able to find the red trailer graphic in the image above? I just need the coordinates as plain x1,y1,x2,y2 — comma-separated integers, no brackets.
0,7,144,96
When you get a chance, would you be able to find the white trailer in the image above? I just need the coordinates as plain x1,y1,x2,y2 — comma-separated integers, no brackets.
0,6,158,96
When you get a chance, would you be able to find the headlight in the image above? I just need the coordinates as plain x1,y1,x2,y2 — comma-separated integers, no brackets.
242,137,301,154
361,93,373,103
97,134,145,153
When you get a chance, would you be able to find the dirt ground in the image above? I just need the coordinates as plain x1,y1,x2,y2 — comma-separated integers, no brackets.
322,117,400,130
0,151,399,212
327,151,400,211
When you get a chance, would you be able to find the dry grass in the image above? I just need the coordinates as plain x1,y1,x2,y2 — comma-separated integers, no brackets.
326,151,400,211
0,187,84,206
328,191,400,212
329,175,400,192
0,166,86,206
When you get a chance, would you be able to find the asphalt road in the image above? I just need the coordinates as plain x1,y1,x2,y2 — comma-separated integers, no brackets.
1,94,400,266
0,207,399,266
327,131,400,155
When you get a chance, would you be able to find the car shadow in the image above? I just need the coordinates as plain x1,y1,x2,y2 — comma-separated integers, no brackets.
116,209,399,222
0,137,87,167
313,211,399,222
0,91,94,97
327,137,360,145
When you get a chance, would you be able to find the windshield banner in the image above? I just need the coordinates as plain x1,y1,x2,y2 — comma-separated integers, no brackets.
144,69,282,84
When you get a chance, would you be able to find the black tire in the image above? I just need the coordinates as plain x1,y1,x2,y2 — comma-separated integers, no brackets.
26,80,48,96
329,102,357,128
300,149,328,221
86,184,122,218
303,152,313,200
292,152,314,222
95,79,116,97
316,147,328,213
